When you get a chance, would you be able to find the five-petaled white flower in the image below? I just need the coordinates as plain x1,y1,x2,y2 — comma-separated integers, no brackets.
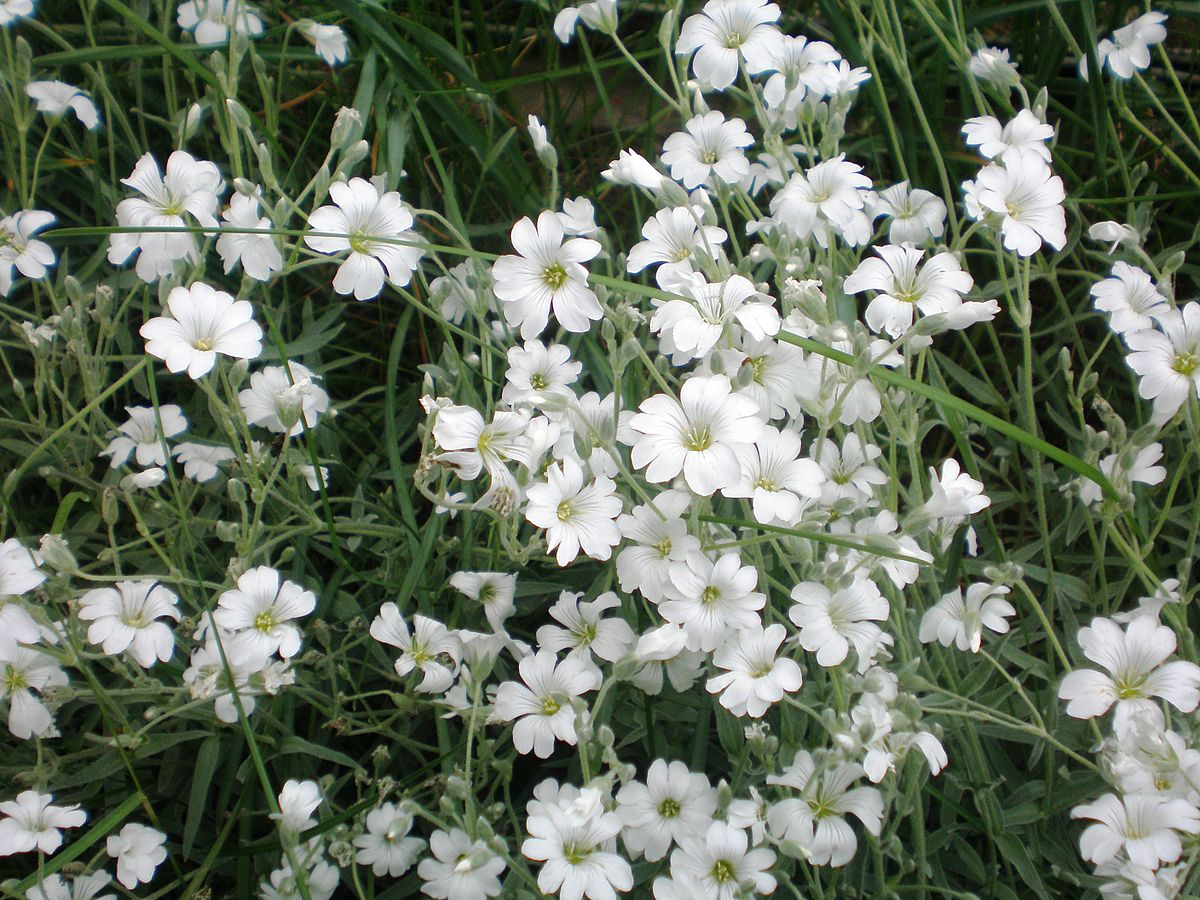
418,828,507,899
964,150,1066,257
305,177,424,300
675,0,783,91
78,580,181,668
492,649,600,758
177,0,265,44
843,244,974,338
491,210,602,338
0,209,55,296
140,282,263,378
661,112,754,190
616,760,717,862
524,457,622,566
919,583,1015,653
214,566,316,659
26,81,98,129
1125,302,1200,424
1091,262,1169,336
1072,792,1199,869
789,577,891,670
216,192,283,281
370,603,463,693
707,623,803,717
0,791,86,856
106,823,167,889
660,551,766,652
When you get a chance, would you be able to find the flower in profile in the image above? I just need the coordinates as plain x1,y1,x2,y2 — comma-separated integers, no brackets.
553,0,617,45
216,192,283,281
177,0,265,43
305,177,424,300
0,209,55,296
78,580,181,668
214,566,316,660
106,823,167,889
964,151,1065,256
431,404,532,501
675,0,783,91
1072,792,1198,869
1091,262,1169,336
140,282,262,379
0,792,86,856
238,363,330,435
107,150,224,283
26,81,98,129
491,210,602,338
870,181,946,245
789,577,890,669
273,780,321,833
23,871,114,900
661,112,754,189
668,820,776,897
492,649,600,757
0,538,45,597
418,828,506,899
1059,615,1200,732
968,46,1020,88
100,405,188,469
0,0,35,27
761,34,841,117
659,551,766,652
766,751,883,867
449,571,518,633
919,583,1015,652
843,244,973,339
1124,302,1200,424
354,802,426,877
616,760,716,862
0,639,67,739
371,604,462,694
1088,220,1140,253
1092,12,1168,80
629,374,762,496
707,623,803,717
525,457,622,566
298,21,348,66
522,789,633,900
602,148,662,189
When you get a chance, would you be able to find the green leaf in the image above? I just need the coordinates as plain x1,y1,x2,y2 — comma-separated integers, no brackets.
184,735,222,856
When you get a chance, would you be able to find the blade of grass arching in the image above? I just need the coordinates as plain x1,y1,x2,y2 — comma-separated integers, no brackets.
97,0,221,90
11,792,145,893
385,306,421,549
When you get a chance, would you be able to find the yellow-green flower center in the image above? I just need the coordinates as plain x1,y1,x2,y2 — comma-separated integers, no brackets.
542,263,569,291
711,859,737,883
658,797,681,819
1173,351,1199,377
683,426,713,452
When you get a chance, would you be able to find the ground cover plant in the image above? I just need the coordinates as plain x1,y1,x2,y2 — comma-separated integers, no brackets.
0,0,1199,897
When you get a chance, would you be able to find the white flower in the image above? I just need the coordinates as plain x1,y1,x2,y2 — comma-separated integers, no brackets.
537,591,635,665
602,148,662,189
968,46,1020,88
627,207,727,287
722,426,822,525
238,363,330,435
919,583,1015,652
522,792,633,900
26,81,98,129
177,0,264,43
771,155,874,248
789,577,890,669
661,112,753,190
631,624,706,695
843,244,973,338
432,404,531,498
0,0,34,27
491,210,602,338
0,538,45,597
1088,220,1140,252
449,571,517,633
766,752,883,867
962,110,1054,162
1125,303,1200,424
305,177,424,300
107,150,224,283
213,566,316,660
923,458,990,521
502,339,581,407
0,209,55,296
558,197,599,237
216,192,283,281
675,0,783,91
629,375,762,496
23,871,114,900
492,649,600,758
668,820,776,897
616,760,716,862
1091,262,1169,336
869,181,947,244
183,625,291,723
100,405,187,468
761,35,841,117
965,151,1066,256
0,639,67,739
1094,12,1168,80
121,467,166,491
651,273,780,363
370,603,462,693
707,623,803,717
1080,442,1168,506
552,0,617,44
0,792,86,856
105,823,166,889
171,442,235,482
616,491,700,603
525,457,622,566
78,580,181,668
140,282,262,378
1073,792,1199,869
273,780,322,833
417,828,506,899
1059,616,1200,731
298,21,348,66
353,802,425,877
660,551,766,652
